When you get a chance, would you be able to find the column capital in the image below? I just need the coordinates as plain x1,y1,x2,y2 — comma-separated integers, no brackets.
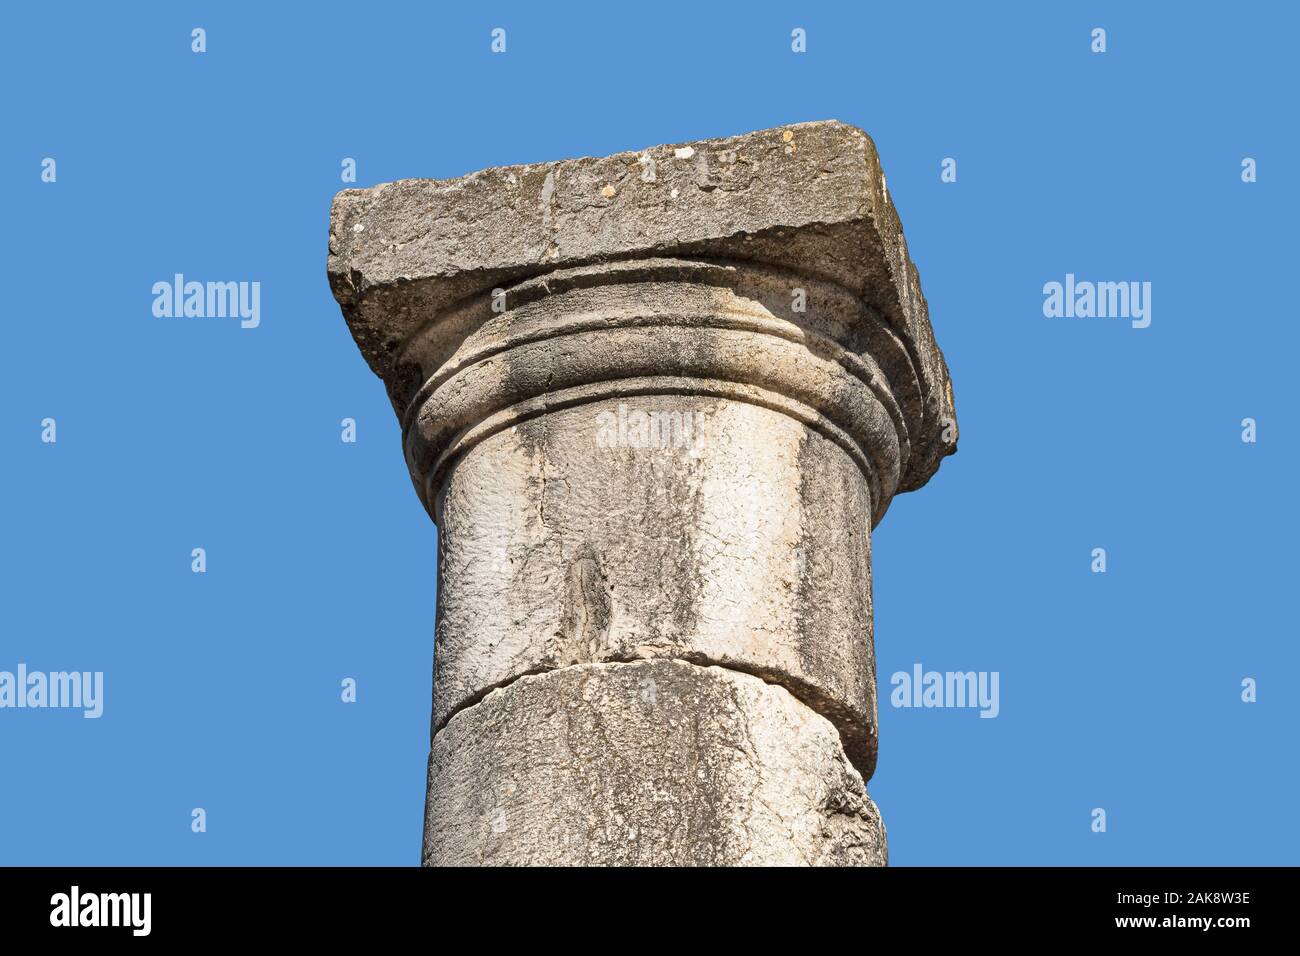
328,120,957,518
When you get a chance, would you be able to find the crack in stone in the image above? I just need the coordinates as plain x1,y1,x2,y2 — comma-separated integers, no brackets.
432,655,872,780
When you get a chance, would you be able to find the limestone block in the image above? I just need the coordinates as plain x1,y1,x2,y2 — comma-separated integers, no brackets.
423,659,887,867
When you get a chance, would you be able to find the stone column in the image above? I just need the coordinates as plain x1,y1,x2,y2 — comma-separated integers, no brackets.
328,121,957,867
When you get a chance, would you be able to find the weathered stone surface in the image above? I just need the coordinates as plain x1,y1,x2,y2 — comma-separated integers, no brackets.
432,392,881,776
423,659,887,867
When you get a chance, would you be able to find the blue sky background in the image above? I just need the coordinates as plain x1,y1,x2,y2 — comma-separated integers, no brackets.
2,1,1295,865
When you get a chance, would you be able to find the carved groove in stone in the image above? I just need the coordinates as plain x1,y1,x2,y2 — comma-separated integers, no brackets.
400,259,915,527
